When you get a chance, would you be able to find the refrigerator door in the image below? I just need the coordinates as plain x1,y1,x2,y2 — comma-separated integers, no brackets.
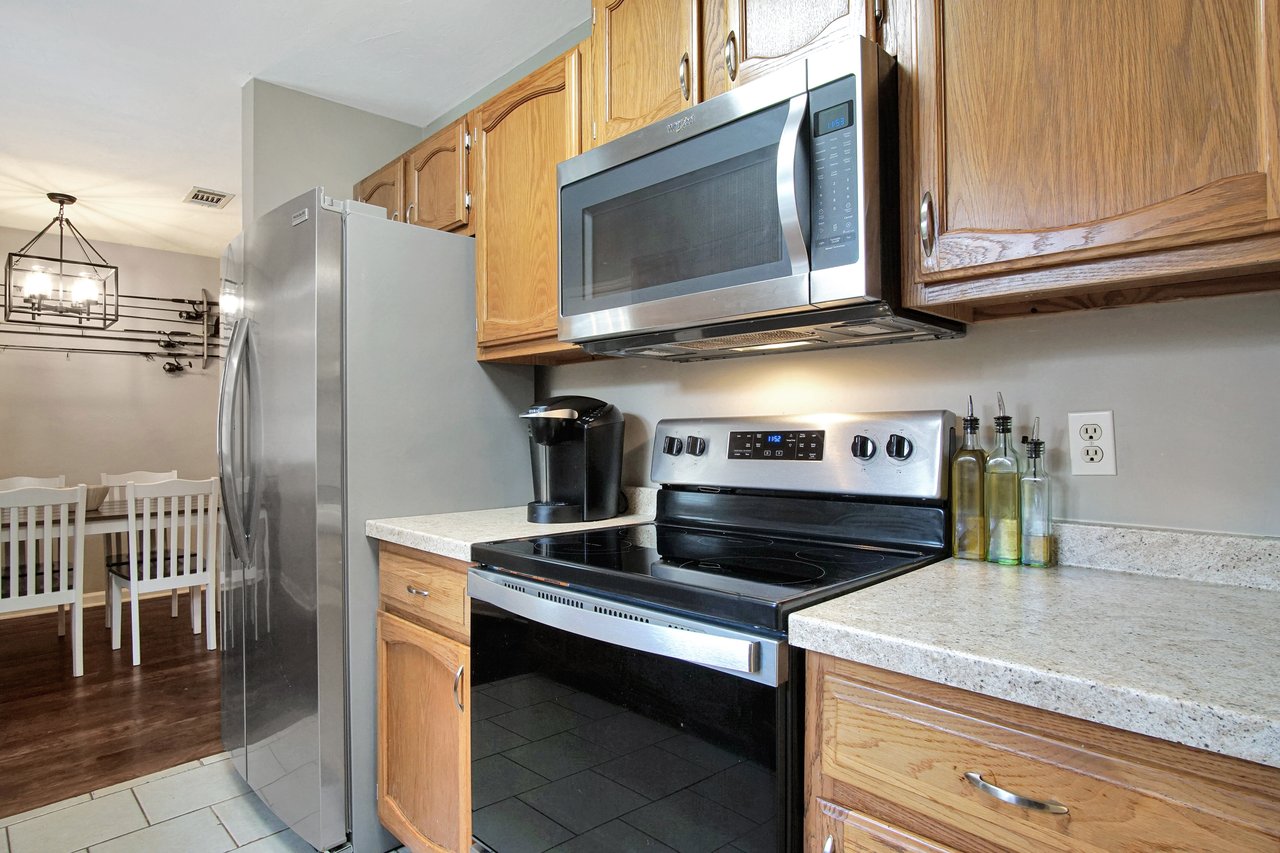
240,188,347,850
218,237,249,784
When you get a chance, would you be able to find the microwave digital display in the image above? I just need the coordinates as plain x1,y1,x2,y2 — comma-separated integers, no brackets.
814,101,853,136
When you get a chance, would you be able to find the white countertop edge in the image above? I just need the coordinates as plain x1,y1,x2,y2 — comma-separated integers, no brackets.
790,614,1280,768
365,486,658,562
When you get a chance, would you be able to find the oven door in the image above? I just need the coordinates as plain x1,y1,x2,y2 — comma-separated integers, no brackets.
557,66,811,344
467,568,797,852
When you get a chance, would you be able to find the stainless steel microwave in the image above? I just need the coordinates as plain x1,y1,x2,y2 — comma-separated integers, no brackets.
557,38,962,361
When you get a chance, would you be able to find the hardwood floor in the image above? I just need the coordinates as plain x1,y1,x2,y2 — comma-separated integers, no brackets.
0,596,222,818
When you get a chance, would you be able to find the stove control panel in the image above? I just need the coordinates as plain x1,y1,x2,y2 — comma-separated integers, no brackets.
652,411,955,500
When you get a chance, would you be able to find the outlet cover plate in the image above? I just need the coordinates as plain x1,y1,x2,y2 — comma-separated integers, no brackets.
1068,410,1116,475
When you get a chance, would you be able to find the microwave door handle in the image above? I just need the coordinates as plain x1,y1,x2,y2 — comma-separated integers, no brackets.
776,93,810,278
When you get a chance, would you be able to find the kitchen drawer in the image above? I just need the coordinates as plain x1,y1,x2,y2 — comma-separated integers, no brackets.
812,656,1280,853
378,543,470,643
812,797,957,853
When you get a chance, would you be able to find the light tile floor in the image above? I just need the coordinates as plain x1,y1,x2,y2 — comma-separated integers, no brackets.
0,754,411,853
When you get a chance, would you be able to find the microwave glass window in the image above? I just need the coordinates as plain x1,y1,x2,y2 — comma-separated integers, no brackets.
585,147,783,298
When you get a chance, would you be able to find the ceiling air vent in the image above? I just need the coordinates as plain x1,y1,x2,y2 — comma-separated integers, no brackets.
183,187,235,209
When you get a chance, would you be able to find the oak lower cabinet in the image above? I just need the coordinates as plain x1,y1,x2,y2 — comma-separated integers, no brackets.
902,0,1280,318
591,0,701,145
404,116,472,235
377,543,471,853
472,49,589,364
354,156,405,222
806,653,1280,853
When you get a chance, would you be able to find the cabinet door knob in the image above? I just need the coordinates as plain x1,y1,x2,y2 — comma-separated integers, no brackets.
678,52,691,101
964,771,1069,814
920,191,935,257
822,835,835,853
724,32,739,81
452,664,465,712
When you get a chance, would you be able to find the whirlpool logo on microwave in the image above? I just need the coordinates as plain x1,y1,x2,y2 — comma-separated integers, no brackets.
666,115,695,135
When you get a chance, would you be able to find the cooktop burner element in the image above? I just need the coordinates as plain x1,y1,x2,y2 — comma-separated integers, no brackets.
473,411,955,631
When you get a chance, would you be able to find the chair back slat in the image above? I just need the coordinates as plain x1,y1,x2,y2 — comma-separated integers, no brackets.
0,486,85,612
126,479,218,587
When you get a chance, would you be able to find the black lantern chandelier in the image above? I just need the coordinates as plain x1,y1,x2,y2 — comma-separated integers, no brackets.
4,192,120,328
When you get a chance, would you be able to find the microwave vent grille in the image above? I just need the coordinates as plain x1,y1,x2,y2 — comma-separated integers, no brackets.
678,329,819,351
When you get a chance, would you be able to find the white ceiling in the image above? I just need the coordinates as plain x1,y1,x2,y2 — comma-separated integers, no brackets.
0,0,590,259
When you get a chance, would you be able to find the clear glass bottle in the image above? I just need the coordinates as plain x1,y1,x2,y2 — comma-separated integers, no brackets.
951,396,986,560
984,393,1021,565
1020,418,1053,567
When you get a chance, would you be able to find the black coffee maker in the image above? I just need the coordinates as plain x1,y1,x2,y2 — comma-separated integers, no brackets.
522,396,624,523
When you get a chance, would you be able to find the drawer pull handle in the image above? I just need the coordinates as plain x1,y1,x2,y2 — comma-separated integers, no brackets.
452,664,464,712
822,835,835,853
406,585,430,598
965,772,1068,815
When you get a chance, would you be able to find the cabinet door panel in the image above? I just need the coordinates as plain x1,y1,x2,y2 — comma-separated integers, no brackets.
354,158,404,221
915,0,1279,283
474,51,579,346
377,611,469,853
406,117,470,233
813,798,958,853
724,0,865,88
593,0,699,144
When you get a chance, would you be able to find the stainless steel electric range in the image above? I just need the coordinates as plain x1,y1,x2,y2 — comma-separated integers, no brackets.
468,411,955,853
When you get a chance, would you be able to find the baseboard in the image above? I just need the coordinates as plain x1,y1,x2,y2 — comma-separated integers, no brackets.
0,589,178,621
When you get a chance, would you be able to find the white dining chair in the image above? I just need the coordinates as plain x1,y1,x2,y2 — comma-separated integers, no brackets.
100,470,177,627
0,476,67,490
0,485,87,677
110,478,218,666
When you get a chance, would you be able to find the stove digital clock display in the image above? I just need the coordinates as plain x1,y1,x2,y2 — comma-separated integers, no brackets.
728,430,825,461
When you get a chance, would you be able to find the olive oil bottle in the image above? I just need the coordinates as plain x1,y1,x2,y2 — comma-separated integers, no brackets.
985,392,1022,565
950,397,986,559
1020,418,1054,567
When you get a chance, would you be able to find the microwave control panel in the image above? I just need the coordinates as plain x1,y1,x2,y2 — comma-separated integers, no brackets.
810,74,860,272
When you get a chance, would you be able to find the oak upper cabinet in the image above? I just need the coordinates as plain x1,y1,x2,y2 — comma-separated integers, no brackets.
473,49,584,361
907,0,1280,316
807,654,1280,853
720,0,867,90
404,116,472,235
354,156,404,221
591,0,700,145
376,544,472,853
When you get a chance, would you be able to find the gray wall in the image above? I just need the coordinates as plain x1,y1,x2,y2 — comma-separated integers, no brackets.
241,80,423,224
543,291,1280,536
0,225,221,590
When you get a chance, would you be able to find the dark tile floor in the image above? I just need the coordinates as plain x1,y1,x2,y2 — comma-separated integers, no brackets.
471,674,775,853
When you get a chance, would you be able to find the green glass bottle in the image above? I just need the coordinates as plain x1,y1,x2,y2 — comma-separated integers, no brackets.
951,397,986,560
985,392,1021,565
1020,418,1053,567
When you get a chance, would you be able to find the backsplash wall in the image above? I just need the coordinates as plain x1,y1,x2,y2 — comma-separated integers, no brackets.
542,291,1280,537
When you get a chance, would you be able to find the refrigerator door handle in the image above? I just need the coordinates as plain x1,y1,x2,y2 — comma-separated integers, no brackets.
217,317,252,564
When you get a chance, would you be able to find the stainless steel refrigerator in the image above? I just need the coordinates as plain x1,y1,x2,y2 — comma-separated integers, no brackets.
217,187,532,852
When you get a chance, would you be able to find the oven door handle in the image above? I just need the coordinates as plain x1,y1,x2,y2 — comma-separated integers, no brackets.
469,570,783,686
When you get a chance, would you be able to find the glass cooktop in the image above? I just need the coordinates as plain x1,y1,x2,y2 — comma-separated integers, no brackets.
472,523,936,631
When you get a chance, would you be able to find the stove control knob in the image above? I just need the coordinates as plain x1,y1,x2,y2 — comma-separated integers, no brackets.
663,435,684,456
850,434,877,459
887,433,914,460
686,436,707,456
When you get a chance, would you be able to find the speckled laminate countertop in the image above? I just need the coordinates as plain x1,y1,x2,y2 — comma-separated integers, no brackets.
365,487,657,562
791,555,1280,768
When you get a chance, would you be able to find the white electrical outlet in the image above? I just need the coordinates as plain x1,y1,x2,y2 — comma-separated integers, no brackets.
1067,411,1117,476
